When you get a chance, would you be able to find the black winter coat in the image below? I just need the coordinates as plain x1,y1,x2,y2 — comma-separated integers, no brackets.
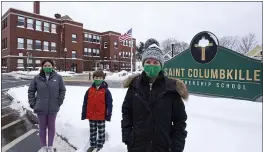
121,71,188,152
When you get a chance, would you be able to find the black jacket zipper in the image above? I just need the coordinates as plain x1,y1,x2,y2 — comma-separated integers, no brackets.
149,83,154,148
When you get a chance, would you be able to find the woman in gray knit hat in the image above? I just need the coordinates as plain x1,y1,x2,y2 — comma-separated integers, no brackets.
121,38,188,152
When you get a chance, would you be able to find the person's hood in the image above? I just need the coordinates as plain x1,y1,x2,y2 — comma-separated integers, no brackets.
123,73,188,101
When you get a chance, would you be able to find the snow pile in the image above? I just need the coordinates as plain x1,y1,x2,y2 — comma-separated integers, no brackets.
105,70,142,81
4,70,81,80
8,86,262,152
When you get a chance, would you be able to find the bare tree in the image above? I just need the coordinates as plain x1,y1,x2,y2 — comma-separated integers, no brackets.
161,38,189,59
219,36,239,52
238,33,258,54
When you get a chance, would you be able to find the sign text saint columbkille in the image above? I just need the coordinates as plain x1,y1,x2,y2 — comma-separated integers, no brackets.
163,31,262,101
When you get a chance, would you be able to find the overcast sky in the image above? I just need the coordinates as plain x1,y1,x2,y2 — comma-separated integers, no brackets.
2,1,262,45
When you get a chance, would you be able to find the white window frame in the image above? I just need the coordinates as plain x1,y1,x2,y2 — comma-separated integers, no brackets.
93,35,97,43
17,59,24,67
43,41,49,51
51,42,56,52
27,18,33,29
72,34,77,43
44,22,50,32
84,48,88,56
114,41,118,48
17,38,24,49
104,42,108,48
35,40,41,50
96,36,100,43
19,53,23,57
17,16,25,27
35,60,41,64
72,51,76,58
84,33,88,41
27,39,33,50
51,24,56,33
36,20,42,31
88,48,92,56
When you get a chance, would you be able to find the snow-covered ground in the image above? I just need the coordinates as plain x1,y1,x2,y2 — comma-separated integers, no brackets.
3,70,83,80
8,86,262,152
105,70,141,81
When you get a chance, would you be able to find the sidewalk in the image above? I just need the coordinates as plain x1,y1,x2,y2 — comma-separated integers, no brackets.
63,75,93,82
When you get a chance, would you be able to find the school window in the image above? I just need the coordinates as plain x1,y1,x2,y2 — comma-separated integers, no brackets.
131,40,134,47
2,18,7,30
96,49,100,56
17,38,24,49
36,20,42,31
93,35,97,43
114,41,118,48
51,42,56,52
88,48,92,56
17,16,25,27
92,49,96,56
72,51,76,58
17,59,24,67
27,39,33,50
114,55,117,60
44,22,50,32
96,36,100,43
84,48,88,56
35,40,41,50
35,60,41,64
19,53,23,56
51,24,56,33
72,34,77,42
84,33,88,41
27,18,33,29
104,42,108,48
43,41,49,51
2,38,7,49
105,64,109,69
88,34,92,42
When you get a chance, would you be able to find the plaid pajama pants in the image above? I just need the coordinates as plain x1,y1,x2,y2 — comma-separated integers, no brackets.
89,120,106,148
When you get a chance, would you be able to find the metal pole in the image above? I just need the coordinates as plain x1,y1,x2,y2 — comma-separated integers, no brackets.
119,56,120,72
64,52,66,72
172,44,174,57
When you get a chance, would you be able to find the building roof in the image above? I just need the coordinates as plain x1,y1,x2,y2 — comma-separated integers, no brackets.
61,15,73,21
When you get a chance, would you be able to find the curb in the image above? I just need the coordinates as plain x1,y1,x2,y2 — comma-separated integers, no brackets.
63,80,94,82
6,92,77,151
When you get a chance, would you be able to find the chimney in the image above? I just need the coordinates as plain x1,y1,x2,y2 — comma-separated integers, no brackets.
33,1,40,14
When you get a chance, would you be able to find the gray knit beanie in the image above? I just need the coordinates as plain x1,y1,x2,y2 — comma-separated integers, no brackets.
142,38,165,67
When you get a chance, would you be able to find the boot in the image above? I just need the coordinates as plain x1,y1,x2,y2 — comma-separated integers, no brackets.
92,148,101,152
87,147,95,152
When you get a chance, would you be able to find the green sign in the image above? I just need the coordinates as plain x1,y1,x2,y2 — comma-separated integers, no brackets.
164,31,262,101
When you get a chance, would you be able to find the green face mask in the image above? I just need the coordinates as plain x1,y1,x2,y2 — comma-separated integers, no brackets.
43,67,53,73
144,64,162,78
94,80,104,86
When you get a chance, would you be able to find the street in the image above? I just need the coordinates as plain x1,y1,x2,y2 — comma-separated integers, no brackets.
1,75,41,152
